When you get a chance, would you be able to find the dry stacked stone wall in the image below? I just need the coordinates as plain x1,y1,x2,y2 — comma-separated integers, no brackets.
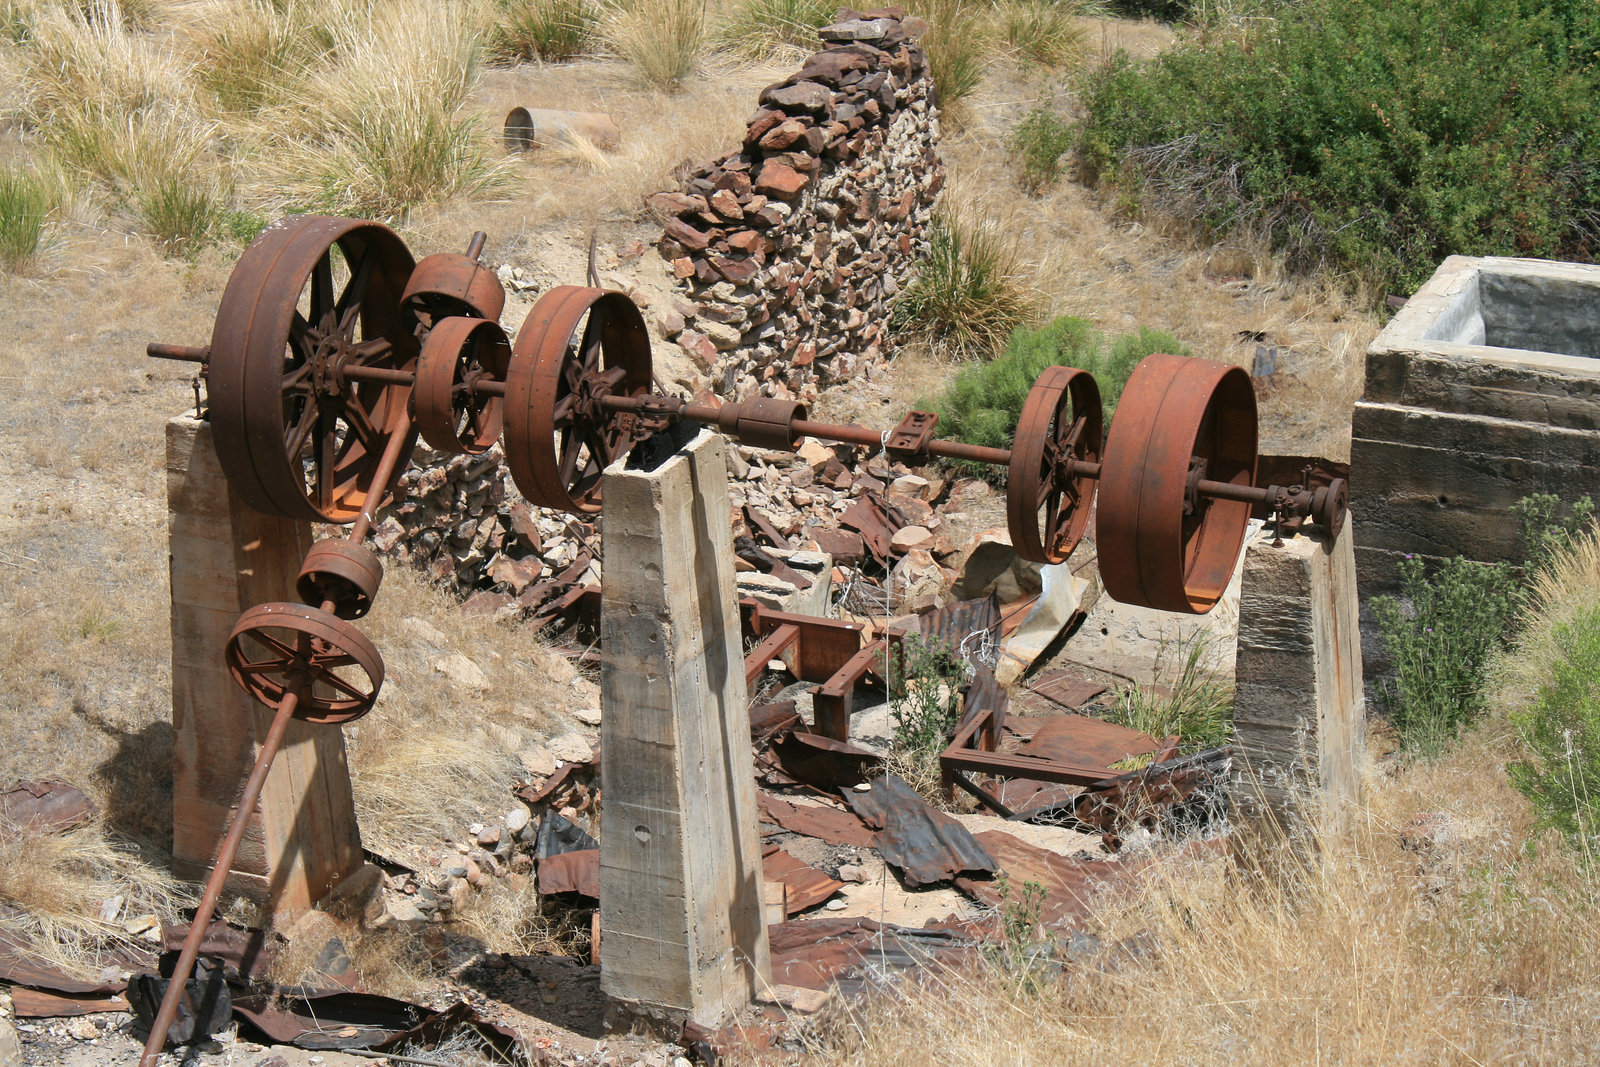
652,9,943,400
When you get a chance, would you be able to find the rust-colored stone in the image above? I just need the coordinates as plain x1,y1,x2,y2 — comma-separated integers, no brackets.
754,161,809,199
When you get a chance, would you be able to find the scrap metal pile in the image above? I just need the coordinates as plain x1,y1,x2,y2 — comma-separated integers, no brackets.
141,213,1348,1063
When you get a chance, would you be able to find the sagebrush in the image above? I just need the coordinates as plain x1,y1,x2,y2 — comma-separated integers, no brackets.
1079,0,1600,295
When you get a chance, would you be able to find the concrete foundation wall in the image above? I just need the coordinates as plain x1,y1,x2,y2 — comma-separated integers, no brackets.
1351,255,1600,594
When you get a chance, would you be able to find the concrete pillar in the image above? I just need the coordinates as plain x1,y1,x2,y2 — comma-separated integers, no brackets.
166,415,363,924
597,429,771,1030
1232,520,1366,832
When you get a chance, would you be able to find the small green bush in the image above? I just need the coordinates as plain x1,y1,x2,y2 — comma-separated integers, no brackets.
718,0,833,57
1372,555,1519,753
136,175,223,256
923,315,1186,463
885,634,968,800
489,0,601,63
891,209,1040,359
1012,105,1075,193
1508,606,1600,850
1078,0,1600,295
1512,492,1597,577
0,166,53,272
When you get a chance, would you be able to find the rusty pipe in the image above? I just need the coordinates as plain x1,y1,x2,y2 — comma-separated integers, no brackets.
465,231,487,261
138,682,303,1067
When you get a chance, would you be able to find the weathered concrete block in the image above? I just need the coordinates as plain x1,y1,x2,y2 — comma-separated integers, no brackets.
1352,255,1600,598
598,430,771,1030
1233,522,1365,830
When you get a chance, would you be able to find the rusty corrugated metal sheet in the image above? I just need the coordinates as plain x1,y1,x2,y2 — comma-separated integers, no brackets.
1017,714,1164,771
844,775,997,888
537,848,599,898
762,848,843,915
911,594,1000,653
758,792,878,848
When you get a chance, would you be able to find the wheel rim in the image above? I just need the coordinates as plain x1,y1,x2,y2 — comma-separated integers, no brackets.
414,316,511,456
1007,365,1102,565
209,215,418,524
502,286,654,514
296,539,384,620
1096,354,1257,614
399,251,505,336
226,602,384,724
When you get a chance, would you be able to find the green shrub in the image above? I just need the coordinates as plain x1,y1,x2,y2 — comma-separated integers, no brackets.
885,634,968,800
891,208,1040,358
1108,630,1232,755
922,315,1186,463
1012,105,1075,193
0,166,53,272
1078,0,1600,295
136,175,223,255
1512,492,1597,577
1508,606,1600,851
1372,555,1518,753
717,0,833,57
489,0,601,63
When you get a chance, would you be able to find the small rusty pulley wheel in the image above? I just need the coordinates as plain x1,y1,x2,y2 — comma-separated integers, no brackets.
1097,354,1258,614
296,539,384,620
413,315,511,455
225,602,384,725
399,246,505,337
209,215,419,524
502,286,654,514
1007,366,1103,565
1312,476,1349,538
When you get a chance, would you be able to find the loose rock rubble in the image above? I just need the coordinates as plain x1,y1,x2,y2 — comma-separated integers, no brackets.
650,9,943,398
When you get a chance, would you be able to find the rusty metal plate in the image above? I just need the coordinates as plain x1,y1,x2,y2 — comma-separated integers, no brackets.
844,775,997,888
0,777,97,834
1097,353,1258,613
954,829,1160,929
11,988,131,1017
763,848,844,914
537,849,598,899
1016,714,1164,772
1027,667,1109,711
758,793,878,849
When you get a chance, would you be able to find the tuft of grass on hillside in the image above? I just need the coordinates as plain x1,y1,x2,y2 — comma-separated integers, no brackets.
717,0,834,57
1078,0,1600,295
488,0,602,63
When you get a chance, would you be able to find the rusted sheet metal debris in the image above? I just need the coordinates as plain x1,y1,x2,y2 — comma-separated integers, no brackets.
758,792,878,848
954,830,1156,930
1027,666,1109,710
762,730,881,790
762,847,844,914
232,989,527,1061
537,848,599,898
839,493,902,564
844,775,997,888
749,700,801,741
128,958,232,1046
160,921,277,982
1013,746,1234,849
767,916,971,991
904,593,999,652
1017,714,1169,769
0,777,98,834
513,746,599,807
0,933,148,996
12,988,132,1017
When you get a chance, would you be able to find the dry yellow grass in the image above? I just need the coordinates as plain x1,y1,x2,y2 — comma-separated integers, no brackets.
827,735,1600,1064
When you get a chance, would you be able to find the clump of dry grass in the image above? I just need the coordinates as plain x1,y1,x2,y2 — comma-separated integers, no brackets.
912,0,991,115
0,821,187,977
717,0,833,58
266,1,504,219
827,734,1600,1064
891,189,1043,359
603,0,706,91
998,0,1090,67
186,0,334,114
488,0,602,63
